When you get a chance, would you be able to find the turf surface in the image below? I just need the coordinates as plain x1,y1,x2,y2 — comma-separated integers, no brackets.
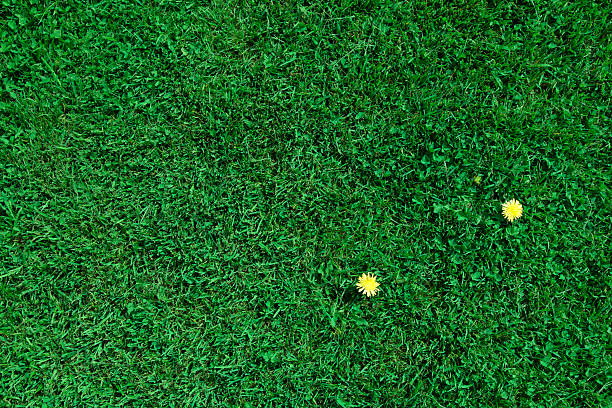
1,0,611,406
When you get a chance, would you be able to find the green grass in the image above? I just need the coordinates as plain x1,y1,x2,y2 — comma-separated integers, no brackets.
1,0,611,406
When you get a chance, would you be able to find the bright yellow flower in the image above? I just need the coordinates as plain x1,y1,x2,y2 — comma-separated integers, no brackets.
502,199,523,222
356,273,380,297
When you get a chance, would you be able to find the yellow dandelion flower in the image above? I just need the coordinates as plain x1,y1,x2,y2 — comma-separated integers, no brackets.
502,199,523,222
356,273,380,297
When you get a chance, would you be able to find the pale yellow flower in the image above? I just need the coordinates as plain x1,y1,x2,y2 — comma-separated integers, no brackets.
502,199,523,222
356,273,380,297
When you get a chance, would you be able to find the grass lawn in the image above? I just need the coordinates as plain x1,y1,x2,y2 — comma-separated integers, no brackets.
1,0,610,406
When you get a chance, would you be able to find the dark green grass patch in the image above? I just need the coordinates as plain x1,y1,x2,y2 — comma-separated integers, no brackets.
1,0,610,407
